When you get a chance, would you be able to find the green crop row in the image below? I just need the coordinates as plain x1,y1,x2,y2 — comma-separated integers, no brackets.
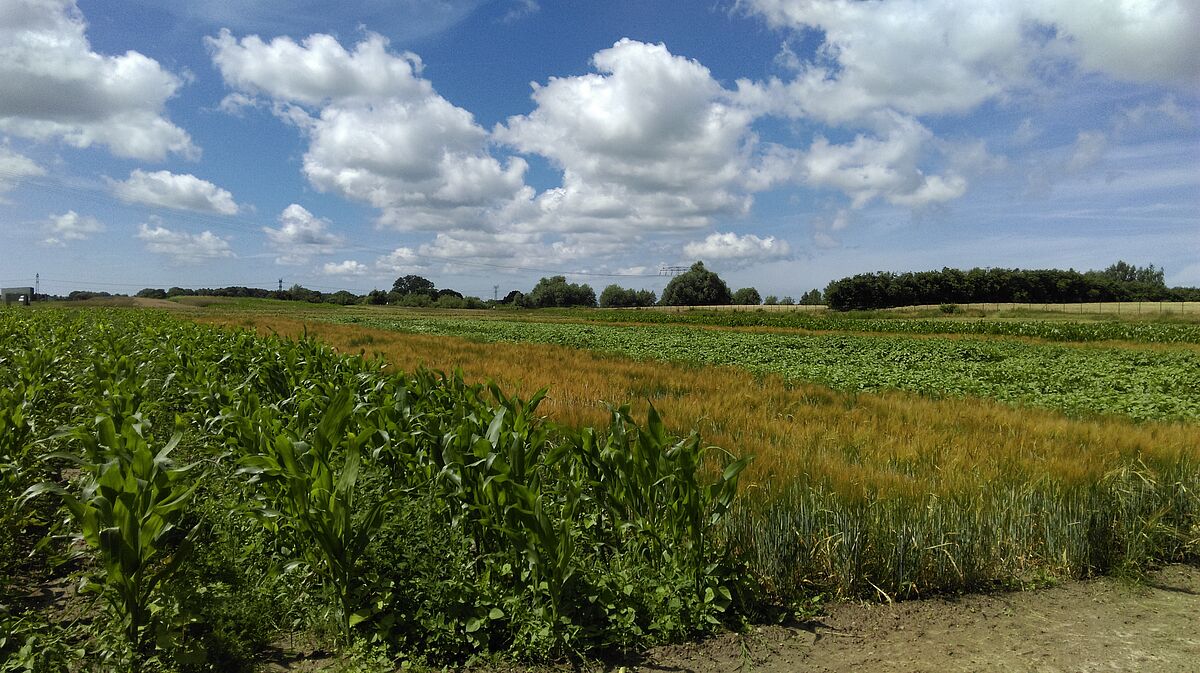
0,309,749,670
334,315,1200,422
562,308,1200,344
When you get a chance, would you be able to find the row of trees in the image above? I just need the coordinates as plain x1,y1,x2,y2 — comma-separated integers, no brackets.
63,262,828,309
504,263,802,308
823,262,1199,311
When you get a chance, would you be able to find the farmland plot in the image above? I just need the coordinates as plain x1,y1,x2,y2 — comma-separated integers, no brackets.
333,314,1200,422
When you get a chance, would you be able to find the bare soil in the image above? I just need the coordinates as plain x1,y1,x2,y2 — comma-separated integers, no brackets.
617,564,1200,673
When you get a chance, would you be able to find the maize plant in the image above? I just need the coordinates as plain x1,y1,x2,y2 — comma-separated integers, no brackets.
237,388,392,644
22,415,201,672
571,405,751,621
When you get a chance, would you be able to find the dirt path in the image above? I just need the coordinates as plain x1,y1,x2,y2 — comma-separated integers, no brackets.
620,564,1200,673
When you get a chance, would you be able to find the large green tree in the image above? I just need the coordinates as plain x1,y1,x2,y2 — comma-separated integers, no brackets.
524,276,597,308
391,274,436,298
659,262,732,306
600,285,657,308
731,287,761,305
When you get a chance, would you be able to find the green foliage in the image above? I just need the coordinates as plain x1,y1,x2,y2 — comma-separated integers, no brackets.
22,415,201,672
0,309,753,664
236,388,392,645
659,262,732,306
599,285,656,308
524,276,597,308
566,307,1200,344
824,263,1193,311
0,612,83,673
391,275,436,298
1096,260,1165,286
731,288,761,305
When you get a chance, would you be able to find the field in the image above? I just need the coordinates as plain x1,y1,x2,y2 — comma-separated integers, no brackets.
3,302,1198,671
320,313,1200,421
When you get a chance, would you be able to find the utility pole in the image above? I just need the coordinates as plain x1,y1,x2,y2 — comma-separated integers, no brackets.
659,265,688,277
35,273,39,297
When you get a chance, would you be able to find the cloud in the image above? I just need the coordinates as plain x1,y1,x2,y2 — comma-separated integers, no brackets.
812,231,839,249
736,0,1032,122
683,232,792,266
111,169,239,215
139,0,487,42
1116,96,1193,133
262,204,343,265
737,0,1199,123
497,39,792,237
1034,0,1200,85
209,29,530,233
136,218,233,262
40,210,102,246
0,0,196,160
500,0,539,23
322,260,368,276
207,29,431,106
374,246,428,274
0,146,44,195
1013,118,1041,146
1066,130,1108,173
800,114,967,208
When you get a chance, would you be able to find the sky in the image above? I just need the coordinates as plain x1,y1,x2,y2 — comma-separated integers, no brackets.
0,0,1197,299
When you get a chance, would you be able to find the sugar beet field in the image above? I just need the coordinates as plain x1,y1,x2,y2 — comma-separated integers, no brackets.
2,304,1199,672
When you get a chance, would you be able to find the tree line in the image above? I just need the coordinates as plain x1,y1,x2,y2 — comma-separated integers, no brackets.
823,261,1200,311
502,263,823,308
52,261,828,309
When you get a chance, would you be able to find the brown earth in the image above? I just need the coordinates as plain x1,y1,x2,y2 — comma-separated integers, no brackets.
615,564,1200,673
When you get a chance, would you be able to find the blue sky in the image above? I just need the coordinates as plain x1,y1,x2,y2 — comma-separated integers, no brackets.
0,0,1197,299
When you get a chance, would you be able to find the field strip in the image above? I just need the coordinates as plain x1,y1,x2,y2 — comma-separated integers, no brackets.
318,313,1200,423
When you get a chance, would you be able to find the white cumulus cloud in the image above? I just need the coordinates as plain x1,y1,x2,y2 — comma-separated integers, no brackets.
800,114,967,208
208,29,529,233
0,146,44,195
496,39,787,236
683,232,792,266
374,246,428,274
322,260,368,276
40,210,102,246
111,169,239,215
136,218,232,262
738,0,1200,124
0,0,196,160
262,204,343,265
